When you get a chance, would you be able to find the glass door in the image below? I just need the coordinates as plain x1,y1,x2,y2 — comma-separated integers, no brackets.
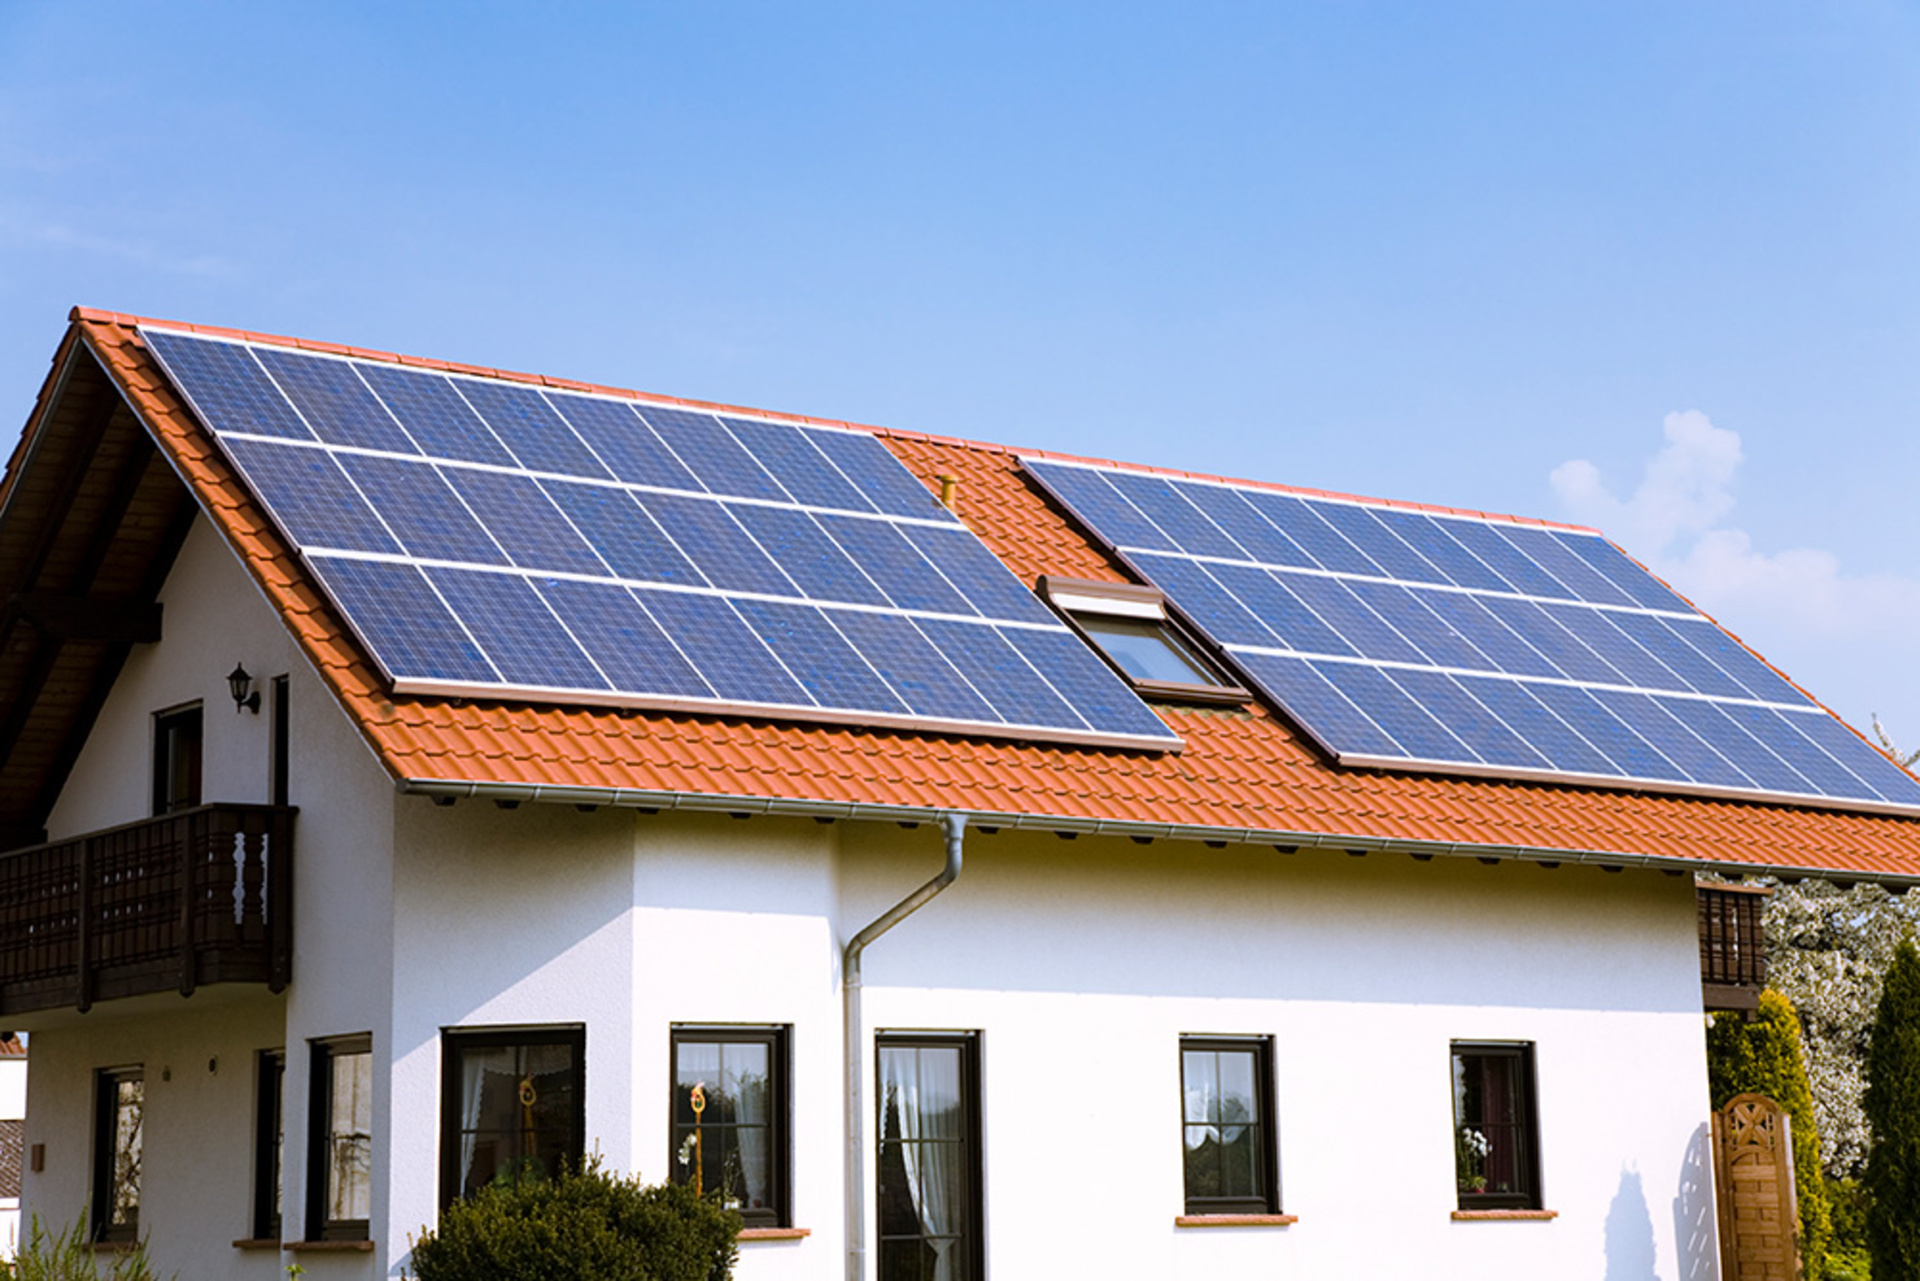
876,1033,981,1281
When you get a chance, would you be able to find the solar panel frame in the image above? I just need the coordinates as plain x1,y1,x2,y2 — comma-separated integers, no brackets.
1025,456,1920,815
146,327,1181,751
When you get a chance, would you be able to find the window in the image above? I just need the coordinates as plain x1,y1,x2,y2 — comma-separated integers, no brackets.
1037,577,1247,703
1451,1042,1542,1210
876,1032,981,1281
307,1036,372,1241
1179,1037,1278,1215
151,705,202,816
92,1067,143,1243
253,1050,284,1240
270,675,291,807
670,1026,788,1229
442,1027,585,1207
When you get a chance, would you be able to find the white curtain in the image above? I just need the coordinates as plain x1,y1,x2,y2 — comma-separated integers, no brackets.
732,1053,771,1210
885,1047,964,1281
458,1051,489,1195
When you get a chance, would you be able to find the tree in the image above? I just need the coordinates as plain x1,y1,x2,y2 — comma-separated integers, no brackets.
1865,937,1920,1279
1708,988,1834,1278
1761,878,1920,1176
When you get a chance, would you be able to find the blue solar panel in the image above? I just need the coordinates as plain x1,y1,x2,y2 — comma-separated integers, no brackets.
541,483,705,586
219,439,399,556
531,579,713,699
1027,456,1919,813
733,600,909,714
144,330,314,441
356,364,517,467
637,407,789,503
817,516,973,616
306,558,496,684
459,381,612,480
831,612,997,723
547,393,702,492
338,456,508,565
253,347,415,455
634,493,796,597
150,328,1175,749
440,470,609,578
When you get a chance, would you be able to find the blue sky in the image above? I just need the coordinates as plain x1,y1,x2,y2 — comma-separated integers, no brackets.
4,2,1918,741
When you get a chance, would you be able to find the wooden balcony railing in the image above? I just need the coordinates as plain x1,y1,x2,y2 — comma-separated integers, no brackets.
1699,884,1768,1013
0,804,293,1016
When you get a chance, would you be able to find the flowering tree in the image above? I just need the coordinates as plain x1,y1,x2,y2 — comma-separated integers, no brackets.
1761,879,1920,1176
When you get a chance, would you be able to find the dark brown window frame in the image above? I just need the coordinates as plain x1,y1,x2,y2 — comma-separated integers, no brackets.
1451,1041,1543,1212
440,1025,586,1209
150,703,203,816
875,1030,984,1281
668,1025,791,1229
1037,576,1250,706
253,1050,285,1241
270,675,291,808
91,1065,143,1243
306,1034,373,1243
1179,1035,1280,1216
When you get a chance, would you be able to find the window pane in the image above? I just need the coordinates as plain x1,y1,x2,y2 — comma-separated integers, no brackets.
109,1078,142,1230
1077,616,1218,685
328,1051,372,1222
671,1031,783,1222
1452,1045,1536,1205
1180,1040,1271,1213
878,1040,973,1281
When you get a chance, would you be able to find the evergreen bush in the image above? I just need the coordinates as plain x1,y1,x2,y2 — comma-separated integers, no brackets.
1865,937,1920,1280
1708,988,1834,1278
407,1159,739,1281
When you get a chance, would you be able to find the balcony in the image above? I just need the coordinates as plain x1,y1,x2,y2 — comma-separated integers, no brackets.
0,804,293,1016
1698,883,1768,1014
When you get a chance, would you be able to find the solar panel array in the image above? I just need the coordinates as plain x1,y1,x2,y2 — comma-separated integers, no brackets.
1024,458,1920,815
142,328,1179,750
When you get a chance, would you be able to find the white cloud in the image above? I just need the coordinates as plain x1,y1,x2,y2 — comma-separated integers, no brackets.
1550,412,1920,740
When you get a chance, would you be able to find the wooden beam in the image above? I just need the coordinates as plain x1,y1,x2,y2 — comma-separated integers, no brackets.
5,594,161,643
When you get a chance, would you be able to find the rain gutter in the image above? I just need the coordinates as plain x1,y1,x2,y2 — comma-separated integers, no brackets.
394,777,1920,890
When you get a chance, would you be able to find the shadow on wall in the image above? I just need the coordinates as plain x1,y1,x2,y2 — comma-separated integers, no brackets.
1608,1166,1658,1280
1671,1122,1717,1280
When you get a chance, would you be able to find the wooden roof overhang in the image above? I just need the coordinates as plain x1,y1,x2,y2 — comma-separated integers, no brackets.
0,331,193,849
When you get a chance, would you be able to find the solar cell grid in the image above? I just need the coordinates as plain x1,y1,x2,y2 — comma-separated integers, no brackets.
1025,456,1920,814
146,327,1178,749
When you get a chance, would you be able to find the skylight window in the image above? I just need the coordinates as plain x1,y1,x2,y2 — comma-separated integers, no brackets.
1039,577,1249,705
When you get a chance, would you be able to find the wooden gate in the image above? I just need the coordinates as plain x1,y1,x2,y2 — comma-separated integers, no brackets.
1713,1093,1801,1280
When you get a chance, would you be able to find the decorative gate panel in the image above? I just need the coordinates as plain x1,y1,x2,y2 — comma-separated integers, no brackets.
1712,1093,1800,1281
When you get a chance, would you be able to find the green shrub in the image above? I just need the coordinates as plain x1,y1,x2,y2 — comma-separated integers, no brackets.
408,1159,739,1281
6,1210,168,1281
1865,938,1920,1280
1708,988,1834,1278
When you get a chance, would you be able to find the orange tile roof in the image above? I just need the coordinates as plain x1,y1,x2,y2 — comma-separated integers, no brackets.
60,307,1920,881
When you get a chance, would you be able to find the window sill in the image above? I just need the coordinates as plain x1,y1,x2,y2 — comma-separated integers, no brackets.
286,1239,376,1251
1175,1214,1297,1228
231,1239,282,1251
1451,1209,1558,1221
87,1242,139,1254
737,1227,811,1241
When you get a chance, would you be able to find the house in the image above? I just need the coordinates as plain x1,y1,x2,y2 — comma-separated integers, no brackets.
1,306,1916,1280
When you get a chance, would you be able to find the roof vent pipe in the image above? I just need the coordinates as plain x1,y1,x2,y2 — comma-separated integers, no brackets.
935,473,960,512
843,811,967,1281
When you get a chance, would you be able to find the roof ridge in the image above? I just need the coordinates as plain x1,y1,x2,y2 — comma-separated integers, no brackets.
78,306,1593,534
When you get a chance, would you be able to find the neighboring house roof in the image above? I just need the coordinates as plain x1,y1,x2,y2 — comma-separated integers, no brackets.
7,307,1920,883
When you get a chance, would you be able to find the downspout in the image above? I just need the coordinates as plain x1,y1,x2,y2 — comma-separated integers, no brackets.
844,812,967,1281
